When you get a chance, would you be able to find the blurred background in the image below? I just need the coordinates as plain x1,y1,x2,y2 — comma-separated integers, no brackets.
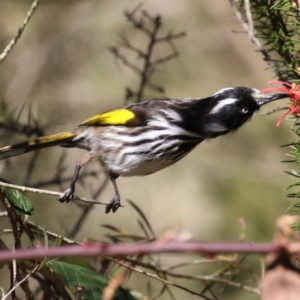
0,1,294,299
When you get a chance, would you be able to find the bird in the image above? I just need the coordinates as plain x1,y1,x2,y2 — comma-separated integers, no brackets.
0,87,288,213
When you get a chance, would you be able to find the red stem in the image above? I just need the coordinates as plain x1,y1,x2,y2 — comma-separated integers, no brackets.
0,241,285,262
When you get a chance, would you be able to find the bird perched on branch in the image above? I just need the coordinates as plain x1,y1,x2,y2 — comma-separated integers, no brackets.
0,87,288,213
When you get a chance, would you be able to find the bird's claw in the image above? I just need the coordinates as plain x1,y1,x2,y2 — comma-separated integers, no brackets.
105,196,121,214
58,188,74,203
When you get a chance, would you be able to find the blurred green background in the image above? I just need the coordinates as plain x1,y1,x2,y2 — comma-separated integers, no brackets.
0,1,295,299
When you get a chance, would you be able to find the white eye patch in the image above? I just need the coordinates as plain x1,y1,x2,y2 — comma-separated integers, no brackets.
210,98,238,114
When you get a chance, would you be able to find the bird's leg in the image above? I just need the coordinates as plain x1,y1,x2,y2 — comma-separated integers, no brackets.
58,163,81,202
105,173,121,214
58,153,92,203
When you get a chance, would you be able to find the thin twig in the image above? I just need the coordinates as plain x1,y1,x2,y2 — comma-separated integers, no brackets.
0,211,8,217
244,0,254,38
110,47,142,75
165,270,259,294
0,181,108,206
165,257,234,271
0,0,41,64
110,6,185,103
1,264,39,300
0,192,21,247
228,0,275,67
107,257,212,299
10,248,18,299
155,31,186,43
0,229,13,234
0,190,35,299
135,12,161,101
118,254,255,295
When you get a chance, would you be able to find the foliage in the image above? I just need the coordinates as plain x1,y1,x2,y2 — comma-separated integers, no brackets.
233,0,300,219
234,0,300,81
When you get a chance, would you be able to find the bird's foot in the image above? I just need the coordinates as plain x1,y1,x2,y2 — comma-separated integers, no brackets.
105,195,121,214
58,187,74,203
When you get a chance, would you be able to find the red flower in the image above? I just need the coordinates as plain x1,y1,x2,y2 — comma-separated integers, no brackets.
261,80,300,127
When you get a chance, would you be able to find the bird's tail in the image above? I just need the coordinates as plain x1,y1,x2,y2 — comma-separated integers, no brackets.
0,131,78,160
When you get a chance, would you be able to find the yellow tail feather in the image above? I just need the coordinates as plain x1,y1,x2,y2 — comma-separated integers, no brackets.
0,131,77,160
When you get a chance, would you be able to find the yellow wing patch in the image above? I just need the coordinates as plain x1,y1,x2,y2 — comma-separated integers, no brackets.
81,108,135,126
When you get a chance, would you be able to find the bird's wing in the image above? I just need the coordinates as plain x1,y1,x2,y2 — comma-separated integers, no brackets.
79,108,147,127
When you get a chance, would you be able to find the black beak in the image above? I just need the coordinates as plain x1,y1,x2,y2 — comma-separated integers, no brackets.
258,92,289,106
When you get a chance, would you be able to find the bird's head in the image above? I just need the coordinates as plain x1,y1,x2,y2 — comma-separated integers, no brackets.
203,87,288,135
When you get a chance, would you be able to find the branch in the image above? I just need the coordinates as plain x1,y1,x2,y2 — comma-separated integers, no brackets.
110,6,186,102
0,240,289,263
0,181,109,206
228,0,275,68
2,264,38,300
0,0,42,65
106,257,211,299
107,256,258,296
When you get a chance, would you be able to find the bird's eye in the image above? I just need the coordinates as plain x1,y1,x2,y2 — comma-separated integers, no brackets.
241,107,249,114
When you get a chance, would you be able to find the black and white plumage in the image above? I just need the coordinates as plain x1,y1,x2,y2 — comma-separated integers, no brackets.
0,87,288,213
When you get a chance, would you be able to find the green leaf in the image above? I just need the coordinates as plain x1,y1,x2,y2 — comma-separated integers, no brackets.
286,201,300,215
4,188,34,216
47,258,135,300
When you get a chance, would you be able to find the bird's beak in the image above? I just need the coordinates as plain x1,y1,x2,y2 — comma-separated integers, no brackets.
256,92,289,106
